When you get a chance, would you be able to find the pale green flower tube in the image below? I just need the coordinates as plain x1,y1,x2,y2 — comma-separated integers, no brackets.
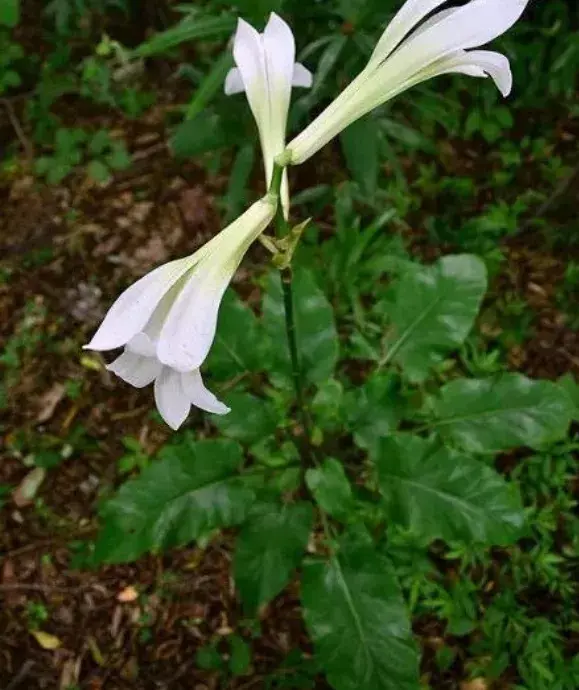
283,0,529,166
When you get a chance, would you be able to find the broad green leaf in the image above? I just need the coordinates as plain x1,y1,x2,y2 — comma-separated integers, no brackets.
263,267,339,385
235,501,313,612
376,435,524,544
340,114,379,197
0,0,19,27
344,372,403,454
302,536,420,690
212,392,279,445
207,290,271,380
95,439,254,563
431,374,574,453
306,458,353,518
133,15,236,58
311,379,344,429
381,255,487,382
559,373,579,420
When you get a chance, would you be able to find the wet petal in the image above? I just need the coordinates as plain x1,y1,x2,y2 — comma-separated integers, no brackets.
107,350,162,389
181,370,230,415
154,368,190,430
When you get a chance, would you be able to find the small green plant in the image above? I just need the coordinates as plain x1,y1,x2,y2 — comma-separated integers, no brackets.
195,634,253,680
557,261,579,328
118,436,150,474
0,30,24,94
34,127,131,184
25,601,49,630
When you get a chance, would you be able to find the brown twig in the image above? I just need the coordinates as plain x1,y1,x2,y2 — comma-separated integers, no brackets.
521,162,579,231
0,583,84,594
3,660,35,690
0,98,34,164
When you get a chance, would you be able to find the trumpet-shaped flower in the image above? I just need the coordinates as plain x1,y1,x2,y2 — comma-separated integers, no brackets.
85,197,276,430
285,0,530,165
225,12,312,213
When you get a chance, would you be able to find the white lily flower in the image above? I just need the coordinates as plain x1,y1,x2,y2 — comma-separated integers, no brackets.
285,0,530,165
85,197,276,430
225,12,313,214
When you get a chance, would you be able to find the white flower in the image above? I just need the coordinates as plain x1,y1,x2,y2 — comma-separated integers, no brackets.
85,197,276,430
225,12,312,214
285,0,530,165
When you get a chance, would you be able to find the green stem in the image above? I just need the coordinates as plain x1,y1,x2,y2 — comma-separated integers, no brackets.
268,163,313,456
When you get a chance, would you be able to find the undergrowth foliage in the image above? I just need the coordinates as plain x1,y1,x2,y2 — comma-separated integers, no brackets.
1,1,579,690
90,257,576,690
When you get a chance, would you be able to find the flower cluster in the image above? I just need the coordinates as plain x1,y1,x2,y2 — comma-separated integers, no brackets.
87,0,530,429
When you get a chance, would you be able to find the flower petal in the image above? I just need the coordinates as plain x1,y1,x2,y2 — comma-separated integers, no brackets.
157,198,275,372
154,367,191,430
181,369,230,415
107,350,162,389
233,18,268,129
292,62,313,88
370,0,450,65
261,13,298,188
157,261,232,373
127,332,157,357
263,12,296,117
225,67,246,95
85,256,195,352
435,49,513,97
385,0,529,81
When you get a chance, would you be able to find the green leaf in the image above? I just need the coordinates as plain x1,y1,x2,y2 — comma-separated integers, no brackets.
0,484,11,509
302,536,420,690
381,255,487,382
263,268,338,385
340,114,379,197
95,439,254,563
212,392,279,445
223,143,255,221
234,501,313,612
207,289,271,380
559,373,579,421
311,379,344,429
86,160,111,183
376,435,524,544
133,15,236,58
344,373,403,454
228,634,252,676
0,0,20,27
431,374,574,453
170,113,228,158
306,459,353,519
186,50,234,121
196,644,224,671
